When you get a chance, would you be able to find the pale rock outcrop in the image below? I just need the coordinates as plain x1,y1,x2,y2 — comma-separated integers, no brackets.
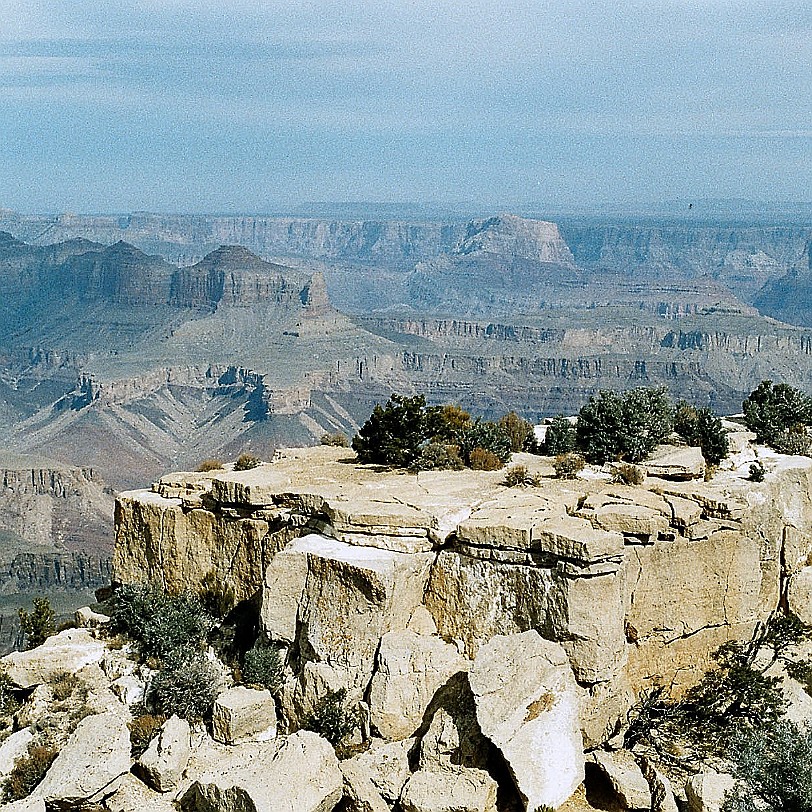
33,710,132,806
686,771,737,812
111,673,146,705
342,737,413,807
211,686,276,744
340,760,391,812
638,757,680,812
137,714,191,792
100,772,177,812
400,767,498,812
787,566,812,625
590,750,652,811
0,727,34,780
2,798,46,812
2,628,106,688
265,534,433,699
182,730,343,812
468,631,584,811
643,446,705,480
75,606,111,628
369,630,469,740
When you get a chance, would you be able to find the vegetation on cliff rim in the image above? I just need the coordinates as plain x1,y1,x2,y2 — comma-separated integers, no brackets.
18,597,56,650
743,380,812,453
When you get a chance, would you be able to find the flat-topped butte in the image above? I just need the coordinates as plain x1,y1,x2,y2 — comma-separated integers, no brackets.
114,439,812,749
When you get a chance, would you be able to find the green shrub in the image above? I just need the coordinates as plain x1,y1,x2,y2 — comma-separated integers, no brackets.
49,671,82,703
109,584,213,661
722,721,812,812
18,597,55,650
748,462,766,482
242,641,284,693
498,411,535,453
149,651,220,721
613,461,646,485
674,401,730,465
504,464,540,487
437,404,472,439
301,688,357,748
577,387,673,464
3,741,58,801
743,380,811,447
772,425,812,456
458,420,512,466
0,670,20,720
553,452,585,479
352,394,442,467
320,432,349,447
196,458,224,472
468,447,504,471
541,415,576,455
234,452,262,471
413,442,464,471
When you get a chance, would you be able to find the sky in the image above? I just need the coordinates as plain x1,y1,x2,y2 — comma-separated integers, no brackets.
0,0,810,213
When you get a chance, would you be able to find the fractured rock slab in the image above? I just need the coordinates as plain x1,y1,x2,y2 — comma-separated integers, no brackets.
400,768,498,812
137,714,191,791
468,630,584,811
369,630,469,740
590,750,652,811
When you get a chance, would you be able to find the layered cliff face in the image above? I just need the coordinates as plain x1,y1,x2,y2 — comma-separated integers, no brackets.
753,240,812,327
113,440,812,752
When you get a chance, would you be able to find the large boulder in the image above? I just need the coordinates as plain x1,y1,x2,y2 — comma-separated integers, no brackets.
101,772,177,812
137,714,191,792
643,446,705,480
211,686,276,744
182,730,343,812
590,750,652,811
1,629,106,688
399,768,498,812
0,727,34,781
369,630,468,740
342,737,413,808
686,771,737,812
32,711,132,806
468,631,584,811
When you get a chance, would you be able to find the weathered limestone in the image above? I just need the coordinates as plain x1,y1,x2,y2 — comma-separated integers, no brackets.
400,768,498,812
75,606,111,628
2,628,106,689
211,687,276,744
182,731,343,812
2,799,46,812
590,750,652,811
686,771,737,812
33,711,132,805
137,714,192,791
100,772,177,812
0,728,34,780
788,566,812,625
265,534,433,697
369,630,469,740
468,631,584,811
341,738,413,812
643,446,705,480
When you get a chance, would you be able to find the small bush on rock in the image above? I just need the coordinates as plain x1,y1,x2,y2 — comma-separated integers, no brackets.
554,453,585,479
3,740,58,801
504,464,540,487
320,432,349,447
302,688,357,749
413,442,464,471
128,711,166,758
613,461,646,486
196,458,224,472
748,462,766,482
771,425,812,456
468,447,504,471
234,452,262,471
458,420,512,466
199,570,235,619
242,641,284,694
18,597,55,650
149,650,220,721
109,584,213,661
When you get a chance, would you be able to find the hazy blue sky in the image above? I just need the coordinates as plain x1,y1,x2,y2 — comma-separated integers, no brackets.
1,0,810,212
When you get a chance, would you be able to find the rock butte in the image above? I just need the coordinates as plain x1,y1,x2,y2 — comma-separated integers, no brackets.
114,433,812,745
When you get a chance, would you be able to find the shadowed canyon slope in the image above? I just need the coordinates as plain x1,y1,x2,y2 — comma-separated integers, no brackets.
1,211,812,491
